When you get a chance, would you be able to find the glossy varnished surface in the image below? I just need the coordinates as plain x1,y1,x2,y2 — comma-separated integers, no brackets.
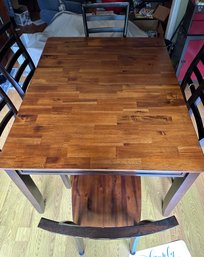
0,37,203,172
72,175,141,227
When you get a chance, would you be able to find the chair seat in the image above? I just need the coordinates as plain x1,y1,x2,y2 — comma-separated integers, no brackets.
38,175,178,255
72,175,141,227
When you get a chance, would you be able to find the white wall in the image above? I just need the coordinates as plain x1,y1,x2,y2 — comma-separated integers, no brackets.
165,0,188,41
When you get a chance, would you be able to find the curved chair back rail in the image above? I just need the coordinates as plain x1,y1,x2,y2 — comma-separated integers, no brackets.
0,21,35,98
82,2,129,37
180,44,204,142
38,216,178,239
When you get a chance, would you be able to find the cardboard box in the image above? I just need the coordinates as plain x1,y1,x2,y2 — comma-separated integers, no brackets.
133,19,158,32
153,5,170,23
133,19,163,37
132,5,170,37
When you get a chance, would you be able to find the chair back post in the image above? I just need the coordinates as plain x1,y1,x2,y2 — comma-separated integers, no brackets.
82,4,89,37
123,2,129,38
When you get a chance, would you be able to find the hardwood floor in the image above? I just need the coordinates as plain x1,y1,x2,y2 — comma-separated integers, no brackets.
0,171,204,257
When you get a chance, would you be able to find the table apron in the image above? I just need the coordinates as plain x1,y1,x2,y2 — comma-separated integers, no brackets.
15,169,186,177
4,169,200,216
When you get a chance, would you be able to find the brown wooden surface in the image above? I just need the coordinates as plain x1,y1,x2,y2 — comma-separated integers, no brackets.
72,175,141,227
0,37,203,172
38,216,178,239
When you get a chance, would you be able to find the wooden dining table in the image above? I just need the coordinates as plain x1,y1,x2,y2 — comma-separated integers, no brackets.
0,37,204,216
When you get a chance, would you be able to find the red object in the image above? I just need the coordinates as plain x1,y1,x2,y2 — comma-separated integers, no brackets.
178,40,204,81
176,0,204,82
101,0,125,14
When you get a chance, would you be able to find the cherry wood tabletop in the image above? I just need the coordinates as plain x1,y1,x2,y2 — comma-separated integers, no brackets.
0,37,204,173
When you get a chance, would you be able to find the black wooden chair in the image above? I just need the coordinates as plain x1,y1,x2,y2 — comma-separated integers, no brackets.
0,21,35,99
0,20,35,149
82,2,129,37
180,45,204,147
38,175,178,255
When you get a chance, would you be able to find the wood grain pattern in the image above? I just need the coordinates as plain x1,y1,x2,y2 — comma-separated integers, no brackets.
0,38,203,173
38,216,178,239
72,175,141,227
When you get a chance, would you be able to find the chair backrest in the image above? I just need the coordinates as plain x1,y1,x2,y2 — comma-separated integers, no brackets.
38,175,178,255
180,45,204,144
82,2,129,37
0,20,35,149
0,21,35,99
39,216,178,239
